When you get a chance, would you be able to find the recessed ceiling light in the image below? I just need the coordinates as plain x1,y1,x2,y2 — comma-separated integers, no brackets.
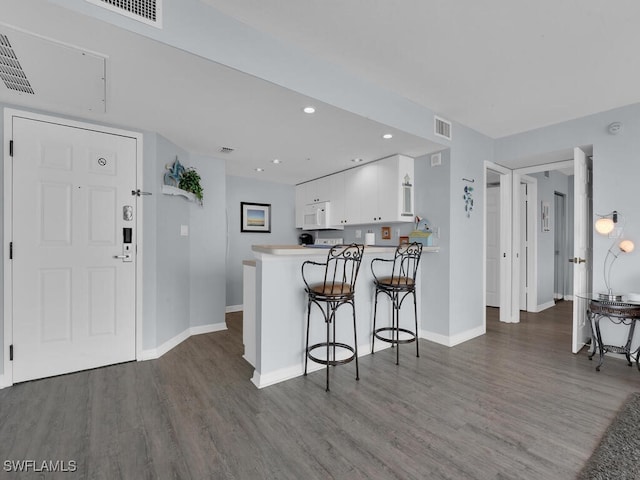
255,167,264,172
382,133,393,139
303,106,316,114
351,158,363,163
272,159,281,164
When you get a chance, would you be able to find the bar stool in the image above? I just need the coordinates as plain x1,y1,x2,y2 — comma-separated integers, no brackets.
371,242,422,365
302,244,365,391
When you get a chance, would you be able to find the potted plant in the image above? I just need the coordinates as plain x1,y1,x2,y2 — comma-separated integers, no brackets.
179,168,204,204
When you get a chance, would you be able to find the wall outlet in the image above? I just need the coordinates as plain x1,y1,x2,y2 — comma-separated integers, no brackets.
395,228,400,237
180,225,189,236
355,230,362,239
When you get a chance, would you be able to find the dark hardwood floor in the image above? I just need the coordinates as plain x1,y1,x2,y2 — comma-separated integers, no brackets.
1,301,638,479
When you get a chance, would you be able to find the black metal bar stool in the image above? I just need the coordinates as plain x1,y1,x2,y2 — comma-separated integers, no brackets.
371,242,422,365
302,243,364,391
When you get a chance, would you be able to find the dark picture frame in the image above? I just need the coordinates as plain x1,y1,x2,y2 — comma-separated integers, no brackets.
241,202,271,233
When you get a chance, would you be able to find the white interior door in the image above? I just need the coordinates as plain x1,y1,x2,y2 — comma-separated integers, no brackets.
11,116,138,382
486,186,500,307
572,147,592,353
519,183,528,310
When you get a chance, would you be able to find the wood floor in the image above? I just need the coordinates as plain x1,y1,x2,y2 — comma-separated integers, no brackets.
1,301,639,479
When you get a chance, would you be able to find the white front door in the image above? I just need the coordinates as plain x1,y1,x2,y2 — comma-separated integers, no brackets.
11,116,138,382
572,147,592,353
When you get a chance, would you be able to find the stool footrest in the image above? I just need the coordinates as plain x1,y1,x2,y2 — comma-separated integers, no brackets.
307,342,356,367
373,327,417,345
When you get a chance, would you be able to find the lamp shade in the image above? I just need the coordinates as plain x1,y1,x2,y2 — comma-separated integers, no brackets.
595,217,615,235
619,239,635,253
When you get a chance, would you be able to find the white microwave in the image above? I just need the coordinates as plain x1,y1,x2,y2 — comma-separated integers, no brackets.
303,201,331,230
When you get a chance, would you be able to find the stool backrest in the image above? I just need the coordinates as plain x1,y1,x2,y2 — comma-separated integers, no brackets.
390,242,423,284
322,243,365,295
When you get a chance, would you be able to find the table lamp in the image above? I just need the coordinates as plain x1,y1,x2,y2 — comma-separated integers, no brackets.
595,210,635,301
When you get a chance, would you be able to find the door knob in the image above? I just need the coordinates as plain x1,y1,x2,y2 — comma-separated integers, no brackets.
568,257,586,264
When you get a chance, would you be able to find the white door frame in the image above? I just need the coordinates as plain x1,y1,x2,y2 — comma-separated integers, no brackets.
512,173,538,313
514,160,574,314
484,161,514,324
3,108,144,387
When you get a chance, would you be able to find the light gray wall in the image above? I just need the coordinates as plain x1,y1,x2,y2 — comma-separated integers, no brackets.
153,136,191,345
416,150,451,337
496,103,640,295
189,153,227,328
531,171,571,307
225,176,298,307
448,127,494,336
151,138,228,345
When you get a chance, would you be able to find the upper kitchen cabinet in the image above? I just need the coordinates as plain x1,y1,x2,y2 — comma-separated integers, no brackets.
295,154,415,228
356,154,414,224
294,176,331,228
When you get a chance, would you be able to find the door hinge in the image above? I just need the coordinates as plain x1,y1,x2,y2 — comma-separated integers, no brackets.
9,140,13,157
9,242,12,260
9,344,13,361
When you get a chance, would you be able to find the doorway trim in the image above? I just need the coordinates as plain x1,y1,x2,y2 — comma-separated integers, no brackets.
484,161,514,324
513,173,538,313
2,108,144,387
513,159,573,314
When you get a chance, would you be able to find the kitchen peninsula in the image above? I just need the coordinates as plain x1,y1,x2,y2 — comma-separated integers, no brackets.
244,244,438,388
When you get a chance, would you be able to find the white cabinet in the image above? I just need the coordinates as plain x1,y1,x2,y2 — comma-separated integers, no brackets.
329,173,345,227
295,155,415,228
349,155,415,224
294,184,305,228
376,154,415,223
295,176,331,228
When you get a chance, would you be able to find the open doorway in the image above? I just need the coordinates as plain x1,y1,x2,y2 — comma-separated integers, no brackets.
554,192,568,300
483,162,514,325
485,146,593,348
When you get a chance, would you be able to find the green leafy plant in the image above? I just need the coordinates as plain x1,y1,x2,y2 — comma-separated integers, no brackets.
179,168,204,204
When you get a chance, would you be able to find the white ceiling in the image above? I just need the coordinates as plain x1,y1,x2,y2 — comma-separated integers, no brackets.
1,1,637,184
202,0,640,139
0,0,442,185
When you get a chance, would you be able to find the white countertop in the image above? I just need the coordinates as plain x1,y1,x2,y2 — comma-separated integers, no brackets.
251,244,439,256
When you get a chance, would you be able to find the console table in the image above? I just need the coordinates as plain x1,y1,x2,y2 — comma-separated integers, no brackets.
581,295,640,371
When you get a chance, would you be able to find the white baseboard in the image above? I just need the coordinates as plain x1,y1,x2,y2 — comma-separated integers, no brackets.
141,322,227,360
420,324,485,347
564,295,574,301
533,300,556,313
225,305,243,313
251,340,385,389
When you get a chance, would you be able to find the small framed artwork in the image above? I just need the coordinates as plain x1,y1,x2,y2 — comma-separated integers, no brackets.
241,202,271,233
381,226,391,240
399,236,409,245
541,201,551,232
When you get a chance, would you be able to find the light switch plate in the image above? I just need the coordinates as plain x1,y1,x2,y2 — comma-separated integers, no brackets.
180,225,189,236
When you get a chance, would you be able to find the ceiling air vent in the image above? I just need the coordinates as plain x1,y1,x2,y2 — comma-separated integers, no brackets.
434,115,452,140
219,147,235,154
0,34,34,94
86,0,162,28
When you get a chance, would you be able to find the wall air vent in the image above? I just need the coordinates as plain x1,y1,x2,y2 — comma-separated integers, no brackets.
86,0,162,28
219,147,235,154
434,115,452,140
0,34,34,94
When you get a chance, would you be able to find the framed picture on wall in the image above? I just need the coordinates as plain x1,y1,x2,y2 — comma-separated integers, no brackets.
241,202,271,233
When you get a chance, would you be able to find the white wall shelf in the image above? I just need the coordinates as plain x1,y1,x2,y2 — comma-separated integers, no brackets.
162,184,197,203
